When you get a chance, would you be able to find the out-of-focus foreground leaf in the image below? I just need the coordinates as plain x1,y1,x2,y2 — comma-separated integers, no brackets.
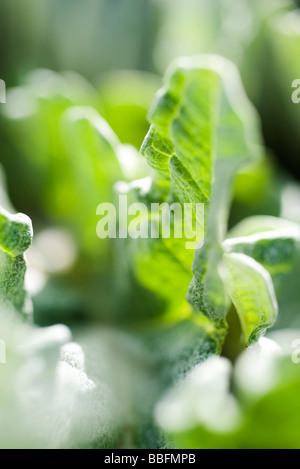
156,332,300,449
2,71,119,255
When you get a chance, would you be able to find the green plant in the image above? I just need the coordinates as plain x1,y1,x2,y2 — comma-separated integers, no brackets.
1,53,300,449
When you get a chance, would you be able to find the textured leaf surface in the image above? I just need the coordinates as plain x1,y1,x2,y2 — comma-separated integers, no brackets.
141,55,261,321
224,217,300,329
221,253,278,343
0,207,32,314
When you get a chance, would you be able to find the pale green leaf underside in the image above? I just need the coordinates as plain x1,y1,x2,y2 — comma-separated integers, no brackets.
221,253,278,344
0,207,32,313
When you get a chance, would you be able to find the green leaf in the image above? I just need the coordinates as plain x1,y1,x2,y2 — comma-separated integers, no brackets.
120,55,261,332
225,229,300,281
141,55,261,321
155,356,240,436
188,240,230,321
221,253,278,343
0,206,32,315
144,316,226,385
142,55,260,207
115,178,196,322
